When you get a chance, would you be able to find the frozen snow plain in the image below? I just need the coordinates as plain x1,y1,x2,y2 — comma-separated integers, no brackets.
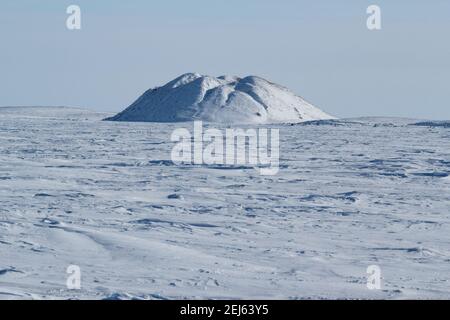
1,106,450,300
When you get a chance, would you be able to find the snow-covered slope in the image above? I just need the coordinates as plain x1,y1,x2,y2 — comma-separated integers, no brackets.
105,73,334,124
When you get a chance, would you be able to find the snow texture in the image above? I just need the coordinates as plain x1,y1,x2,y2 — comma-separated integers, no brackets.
105,73,334,124
1,107,450,300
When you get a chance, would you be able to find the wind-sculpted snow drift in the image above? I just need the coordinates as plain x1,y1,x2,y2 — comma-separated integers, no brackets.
2,107,450,299
105,73,334,124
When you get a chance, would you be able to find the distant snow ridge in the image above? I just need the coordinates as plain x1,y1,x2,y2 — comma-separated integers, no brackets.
105,73,334,124
412,121,450,128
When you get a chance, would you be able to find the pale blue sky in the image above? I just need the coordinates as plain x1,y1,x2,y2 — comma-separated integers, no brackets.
1,0,449,119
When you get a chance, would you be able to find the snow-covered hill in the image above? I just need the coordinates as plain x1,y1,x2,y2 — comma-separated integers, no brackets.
105,73,334,124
